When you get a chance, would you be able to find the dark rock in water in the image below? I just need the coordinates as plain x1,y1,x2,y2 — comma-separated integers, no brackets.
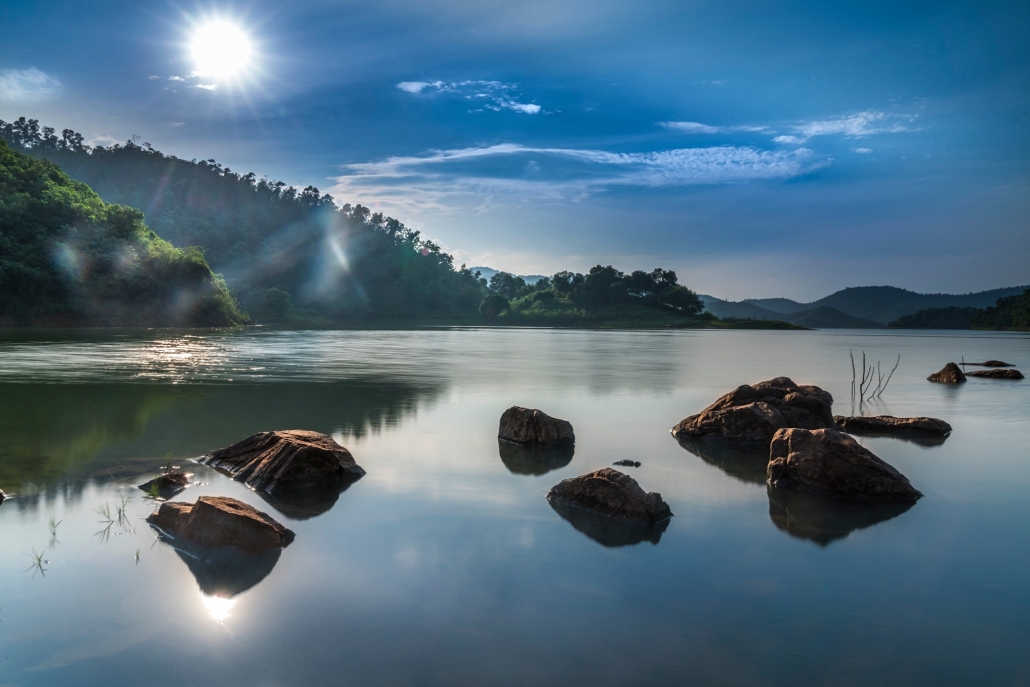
0,489,6,505
927,363,966,384
767,486,917,547
549,499,670,547
768,428,922,500
672,377,834,443
498,441,574,476
964,360,1014,367
201,430,365,496
675,435,770,485
967,369,1024,380
172,545,282,598
613,460,641,467
834,415,952,436
498,407,575,447
546,468,672,523
138,471,191,499
147,496,295,555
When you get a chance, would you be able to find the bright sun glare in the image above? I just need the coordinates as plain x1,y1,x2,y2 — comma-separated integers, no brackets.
191,21,252,79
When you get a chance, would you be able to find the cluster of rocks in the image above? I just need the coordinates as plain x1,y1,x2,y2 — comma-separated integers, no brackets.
929,360,1024,383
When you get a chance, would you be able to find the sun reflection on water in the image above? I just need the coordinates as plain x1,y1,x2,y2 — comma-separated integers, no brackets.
200,594,237,623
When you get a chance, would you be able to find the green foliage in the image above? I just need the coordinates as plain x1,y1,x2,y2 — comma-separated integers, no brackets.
888,306,981,329
1,117,485,323
480,294,511,319
262,287,293,321
0,138,247,326
971,289,1030,331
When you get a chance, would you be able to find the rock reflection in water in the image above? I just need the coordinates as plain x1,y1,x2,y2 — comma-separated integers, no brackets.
498,441,575,476
835,428,950,448
171,545,283,598
767,486,918,546
255,479,361,520
674,435,770,485
549,500,670,547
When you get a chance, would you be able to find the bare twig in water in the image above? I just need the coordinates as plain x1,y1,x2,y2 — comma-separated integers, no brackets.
878,355,900,397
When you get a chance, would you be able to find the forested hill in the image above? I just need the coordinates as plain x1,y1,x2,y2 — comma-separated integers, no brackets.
0,138,246,327
0,117,484,322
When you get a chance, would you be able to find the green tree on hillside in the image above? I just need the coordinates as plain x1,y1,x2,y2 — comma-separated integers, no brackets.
0,138,246,326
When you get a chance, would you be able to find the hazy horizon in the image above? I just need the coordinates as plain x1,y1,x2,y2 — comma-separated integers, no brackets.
2,0,1028,301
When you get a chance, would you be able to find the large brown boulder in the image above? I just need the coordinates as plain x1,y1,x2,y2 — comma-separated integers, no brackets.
834,415,952,436
927,363,966,384
201,430,365,495
546,468,672,523
672,377,834,442
967,369,1024,380
138,471,191,499
147,496,295,555
767,428,921,500
498,407,575,447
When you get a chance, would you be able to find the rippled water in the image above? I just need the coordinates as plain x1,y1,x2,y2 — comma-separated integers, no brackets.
1,327,1028,686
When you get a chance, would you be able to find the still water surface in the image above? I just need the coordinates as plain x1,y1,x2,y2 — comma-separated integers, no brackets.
0,327,1028,686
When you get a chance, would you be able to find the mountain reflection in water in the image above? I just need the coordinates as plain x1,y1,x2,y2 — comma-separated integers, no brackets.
767,486,918,546
498,441,575,476
0,378,441,505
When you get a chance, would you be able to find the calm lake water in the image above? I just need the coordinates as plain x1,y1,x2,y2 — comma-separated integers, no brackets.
1,327,1028,686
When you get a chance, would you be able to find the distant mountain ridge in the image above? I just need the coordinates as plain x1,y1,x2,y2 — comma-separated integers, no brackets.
469,266,547,285
713,285,1030,325
699,296,883,328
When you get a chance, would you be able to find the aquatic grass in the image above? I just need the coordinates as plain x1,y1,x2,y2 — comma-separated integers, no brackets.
134,549,140,564
25,548,48,576
94,493,136,541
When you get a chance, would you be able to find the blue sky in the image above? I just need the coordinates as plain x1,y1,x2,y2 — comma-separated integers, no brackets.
1,0,1028,299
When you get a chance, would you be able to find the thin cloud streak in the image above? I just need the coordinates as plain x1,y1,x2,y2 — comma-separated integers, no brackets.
0,68,61,101
330,143,820,213
396,80,542,114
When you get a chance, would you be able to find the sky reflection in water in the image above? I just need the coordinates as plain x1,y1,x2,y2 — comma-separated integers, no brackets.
0,328,1029,685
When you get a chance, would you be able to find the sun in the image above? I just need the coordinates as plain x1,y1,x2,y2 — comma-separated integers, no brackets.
191,20,253,79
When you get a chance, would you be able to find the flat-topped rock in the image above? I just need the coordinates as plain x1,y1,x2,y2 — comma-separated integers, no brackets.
965,360,1014,367
499,407,575,447
138,471,191,499
928,363,966,384
834,415,952,436
546,468,672,523
967,369,1024,380
768,428,921,500
147,496,295,555
672,377,834,443
201,430,365,495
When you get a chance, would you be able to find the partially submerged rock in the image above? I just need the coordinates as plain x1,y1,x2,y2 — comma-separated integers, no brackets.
613,460,641,468
546,468,672,524
498,441,574,476
965,360,1013,367
0,489,6,505
201,430,365,495
767,486,917,547
767,428,922,500
834,415,952,436
498,407,575,447
672,377,834,442
967,369,1024,380
138,471,191,499
927,363,966,384
147,495,295,555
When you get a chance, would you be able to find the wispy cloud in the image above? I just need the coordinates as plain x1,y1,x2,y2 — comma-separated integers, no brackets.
660,121,771,134
775,111,917,144
396,80,542,114
168,75,186,82
853,147,873,154
0,68,61,102
194,83,218,91
330,143,820,213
